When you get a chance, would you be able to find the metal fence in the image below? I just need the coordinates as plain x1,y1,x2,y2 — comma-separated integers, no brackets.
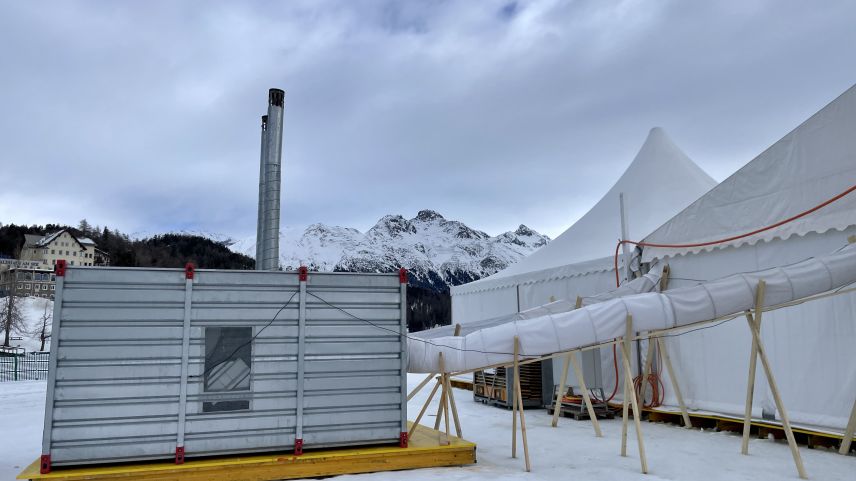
0,352,50,382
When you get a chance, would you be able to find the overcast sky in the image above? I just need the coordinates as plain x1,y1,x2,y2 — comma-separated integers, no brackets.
1,1,854,240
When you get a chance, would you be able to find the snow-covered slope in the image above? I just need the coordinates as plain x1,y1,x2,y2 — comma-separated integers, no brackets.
234,210,550,290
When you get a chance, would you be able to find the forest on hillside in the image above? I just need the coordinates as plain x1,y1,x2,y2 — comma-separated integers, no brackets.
0,221,449,331
0,221,254,269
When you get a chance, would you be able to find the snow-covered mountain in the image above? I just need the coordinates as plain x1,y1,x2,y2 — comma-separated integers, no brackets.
233,210,550,291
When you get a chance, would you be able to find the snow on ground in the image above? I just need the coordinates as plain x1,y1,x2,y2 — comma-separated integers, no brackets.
2,376,854,481
1,381,46,479
2,296,52,353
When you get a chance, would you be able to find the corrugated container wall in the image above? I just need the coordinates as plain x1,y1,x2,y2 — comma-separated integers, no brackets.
40,265,408,468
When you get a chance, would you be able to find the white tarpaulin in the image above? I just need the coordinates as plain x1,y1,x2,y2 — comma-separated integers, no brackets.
408,243,856,374
452,127,716,323
632,84,856,429
641,84,856,262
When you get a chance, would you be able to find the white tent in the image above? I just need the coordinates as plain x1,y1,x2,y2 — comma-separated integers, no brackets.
451,127,717,324
638,84,856,430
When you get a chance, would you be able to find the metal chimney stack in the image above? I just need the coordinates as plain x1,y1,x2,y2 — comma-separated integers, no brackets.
258,88,285,270
254,115,268,269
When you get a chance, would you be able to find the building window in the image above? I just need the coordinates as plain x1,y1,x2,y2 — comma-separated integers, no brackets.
51,250,55,255
35,284,40,291
25,284,31,289
202,326,252,413
70,261,74,266
17,283,22,289
50,285,55,291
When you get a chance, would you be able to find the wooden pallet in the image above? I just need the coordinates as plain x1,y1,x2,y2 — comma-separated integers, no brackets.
644,407,855,452
546,403,616,420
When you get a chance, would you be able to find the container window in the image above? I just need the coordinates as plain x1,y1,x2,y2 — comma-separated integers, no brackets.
203,326,252,413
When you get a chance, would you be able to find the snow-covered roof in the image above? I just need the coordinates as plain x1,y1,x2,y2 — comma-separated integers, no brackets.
33,229,90,250
36,230,65,247
453,127,717,295
23,234,43,247
642,84,856,262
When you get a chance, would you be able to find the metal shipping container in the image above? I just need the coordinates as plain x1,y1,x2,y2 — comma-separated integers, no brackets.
40,263,408,470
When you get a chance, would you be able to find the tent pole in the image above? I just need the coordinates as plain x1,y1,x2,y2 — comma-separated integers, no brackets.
514,336,531,472
656,336,692,428
839,396,856,454
570,352,603,437
741,310,761,454
512,338,518,459
746,281,807,479
433,386,445,431
551,353,571,427
439,353,451,445
620,339,630,457
551,296,584,428
742,280,766,454
409,378,441,438
620,314,648,474
408,373,437,401
640,335,655,407
434,356,446,436
444,368,462,438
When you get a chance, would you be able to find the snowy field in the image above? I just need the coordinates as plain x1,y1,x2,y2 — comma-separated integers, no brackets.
2,375,854,480
2,296,53,353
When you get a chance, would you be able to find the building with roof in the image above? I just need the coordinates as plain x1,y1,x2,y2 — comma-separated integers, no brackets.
0,228,109,299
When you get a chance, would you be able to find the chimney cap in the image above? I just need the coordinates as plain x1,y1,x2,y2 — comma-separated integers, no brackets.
268,88,285,107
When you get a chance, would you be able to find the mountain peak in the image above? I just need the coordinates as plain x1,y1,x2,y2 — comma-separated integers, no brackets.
515,224,534,236
415,209,444,222
233,210,549,292
371,214,416,237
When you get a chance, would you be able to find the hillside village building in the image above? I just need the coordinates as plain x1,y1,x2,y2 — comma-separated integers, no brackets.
0,229,109,299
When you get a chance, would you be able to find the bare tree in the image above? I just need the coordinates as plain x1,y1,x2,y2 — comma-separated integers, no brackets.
1,291,25,347
31,298,52,351
78,219,92,237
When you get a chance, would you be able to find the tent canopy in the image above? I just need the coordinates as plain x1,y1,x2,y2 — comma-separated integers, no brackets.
453,127,717,295
642,84,856,262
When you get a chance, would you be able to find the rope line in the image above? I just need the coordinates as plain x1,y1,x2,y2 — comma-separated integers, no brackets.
613,183,856,287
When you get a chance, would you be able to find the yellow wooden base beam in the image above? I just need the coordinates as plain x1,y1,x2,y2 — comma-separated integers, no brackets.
18,423,476,481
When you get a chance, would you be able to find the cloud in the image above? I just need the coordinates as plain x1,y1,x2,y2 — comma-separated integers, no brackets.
0,0,854,240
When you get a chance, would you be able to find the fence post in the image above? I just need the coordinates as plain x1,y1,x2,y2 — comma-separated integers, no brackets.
14,355,19,381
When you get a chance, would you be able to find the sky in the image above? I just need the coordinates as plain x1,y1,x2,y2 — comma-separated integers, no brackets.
1,0,855,241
